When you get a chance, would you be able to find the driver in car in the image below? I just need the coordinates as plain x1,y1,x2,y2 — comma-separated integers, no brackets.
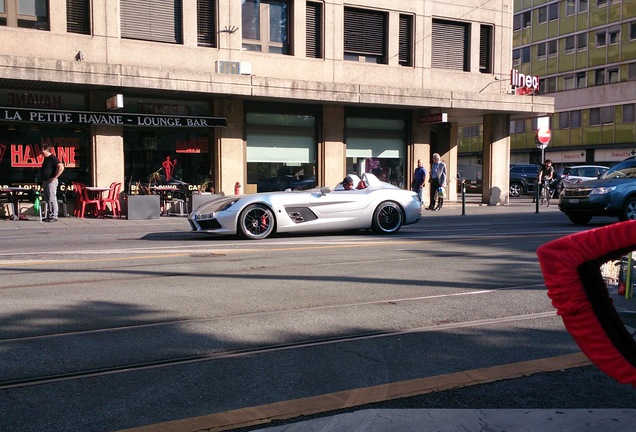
342,176,355,190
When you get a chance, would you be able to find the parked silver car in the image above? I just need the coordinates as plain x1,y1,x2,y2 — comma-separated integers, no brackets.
188,173,422,239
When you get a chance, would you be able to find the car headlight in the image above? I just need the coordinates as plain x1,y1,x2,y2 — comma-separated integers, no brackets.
590,186,616,195
217,199,238,212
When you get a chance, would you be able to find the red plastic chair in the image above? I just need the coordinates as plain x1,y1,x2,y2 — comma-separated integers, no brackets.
101,182,122,217
73,182,101,218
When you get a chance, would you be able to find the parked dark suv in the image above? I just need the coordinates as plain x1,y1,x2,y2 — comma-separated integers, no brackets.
559,156,636,224
509,164,539,197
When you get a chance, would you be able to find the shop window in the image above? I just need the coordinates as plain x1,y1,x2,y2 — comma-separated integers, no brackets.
537,42,546,59
432,19,469,71
623,104,635,123
565,36,575,54
344,8,387,64
121,0,183,44
67,0,90,34
242,0,290,54
571,110,582,127
306,2,322,58
548,3,559,20
246,112,317,193
596,30,607,47
577,32,587,50
559,112,570,129
0,0,49,30
479,25,492,73
399,14,414,67
538,7,547,24
197,0,217,47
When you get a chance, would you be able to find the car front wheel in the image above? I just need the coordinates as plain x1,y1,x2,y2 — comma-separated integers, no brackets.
619,197,636,221
372,201,403,234
239,204,275,239
510,183,522,197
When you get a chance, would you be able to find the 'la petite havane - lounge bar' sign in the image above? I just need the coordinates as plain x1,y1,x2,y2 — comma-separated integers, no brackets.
1,107,227,128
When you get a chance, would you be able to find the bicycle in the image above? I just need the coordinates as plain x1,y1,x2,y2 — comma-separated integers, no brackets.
540,178,554,207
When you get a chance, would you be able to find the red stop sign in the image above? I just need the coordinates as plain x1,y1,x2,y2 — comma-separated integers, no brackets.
537,127,551,144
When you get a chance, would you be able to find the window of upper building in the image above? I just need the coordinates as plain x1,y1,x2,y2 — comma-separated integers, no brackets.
571,110,582,127
566,0,576,16
537,42,546,59
462,125,480,137
579,0,589,12
67,0,90,35
539,76,557,94
479,25,493,73
306,2,322,59
595,68,606,85
242,0,290,54
577,32,588,50
596,30,607,47
521,46,531,63
538,6,547,24
197,0,217,47
343,7,387,64
564,75,575,91
565,36,575,53
548,3,559,20
513,11,531,31
0,0,49,30
623,104,635,123
596,0,608,6
513,49,520,66
629,62,636,80
576,71,587,88
121,0,183,44
590,106,614,125
608,27,620,44
548,40,558,57
629,21,636,40
559,111,571,129
431,19,469,71
608,67,619,83
399,14,414,67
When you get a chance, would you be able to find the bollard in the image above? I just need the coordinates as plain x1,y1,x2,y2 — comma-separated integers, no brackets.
461,180,466,215
234,182,241,195
535,180,540,214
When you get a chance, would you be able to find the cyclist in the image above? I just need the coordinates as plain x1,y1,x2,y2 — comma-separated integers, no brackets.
536,159,554,204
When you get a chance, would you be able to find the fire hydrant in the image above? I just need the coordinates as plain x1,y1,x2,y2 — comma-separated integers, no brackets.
234,182,241,195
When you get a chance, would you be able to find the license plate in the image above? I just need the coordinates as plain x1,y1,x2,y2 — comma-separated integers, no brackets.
568,199,580,204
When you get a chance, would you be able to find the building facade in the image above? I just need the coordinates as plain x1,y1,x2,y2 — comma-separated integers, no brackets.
0,0,553,207
479,0,635,170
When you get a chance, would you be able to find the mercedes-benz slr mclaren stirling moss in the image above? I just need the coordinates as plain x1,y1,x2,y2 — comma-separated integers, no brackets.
188,173,421,240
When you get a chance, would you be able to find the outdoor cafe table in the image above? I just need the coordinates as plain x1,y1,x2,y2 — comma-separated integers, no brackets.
86,186,111,217
0,187,32,220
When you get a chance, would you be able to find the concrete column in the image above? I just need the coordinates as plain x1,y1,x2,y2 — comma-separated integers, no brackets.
411,116,431,201
91,125,124,188
322,105,345,188
482,113,511,205
429,123,458,202
215,98,245,196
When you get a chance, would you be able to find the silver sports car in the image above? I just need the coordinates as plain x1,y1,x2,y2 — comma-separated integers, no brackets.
188,173,421,240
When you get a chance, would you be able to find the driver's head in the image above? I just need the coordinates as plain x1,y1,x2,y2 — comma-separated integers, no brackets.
343,176,354,190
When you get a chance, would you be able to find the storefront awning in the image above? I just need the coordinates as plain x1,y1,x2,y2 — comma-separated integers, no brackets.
1,107,227,128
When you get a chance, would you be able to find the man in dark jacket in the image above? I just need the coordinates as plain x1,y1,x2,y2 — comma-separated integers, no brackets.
40,143,64,222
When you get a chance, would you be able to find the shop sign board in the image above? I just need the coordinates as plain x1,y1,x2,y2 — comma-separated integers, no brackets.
595,148,636,162
1,107,227,128
418,113,447,124
511,69,540,94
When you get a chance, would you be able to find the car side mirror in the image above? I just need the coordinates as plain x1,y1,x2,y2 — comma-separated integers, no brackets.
537,221,636,387
320,187,332,196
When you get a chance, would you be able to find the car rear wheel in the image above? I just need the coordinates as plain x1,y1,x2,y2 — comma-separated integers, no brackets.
567,214,592,225
372,201,403,234
510,183,522,197
239,204,275,240
619,198,636,221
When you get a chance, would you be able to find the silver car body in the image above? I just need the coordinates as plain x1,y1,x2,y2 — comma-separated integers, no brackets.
188,173,421,239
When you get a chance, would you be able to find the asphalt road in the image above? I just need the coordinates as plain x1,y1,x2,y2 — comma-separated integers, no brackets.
0,198,634,432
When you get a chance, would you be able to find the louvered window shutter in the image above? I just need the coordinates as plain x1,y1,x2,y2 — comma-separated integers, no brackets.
399,14,413,66
197,0,216,47
479,25,492,73
432,20,469,71
67,0,90,35
344,8,386,62
306,2,322,58
121,0,183,44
